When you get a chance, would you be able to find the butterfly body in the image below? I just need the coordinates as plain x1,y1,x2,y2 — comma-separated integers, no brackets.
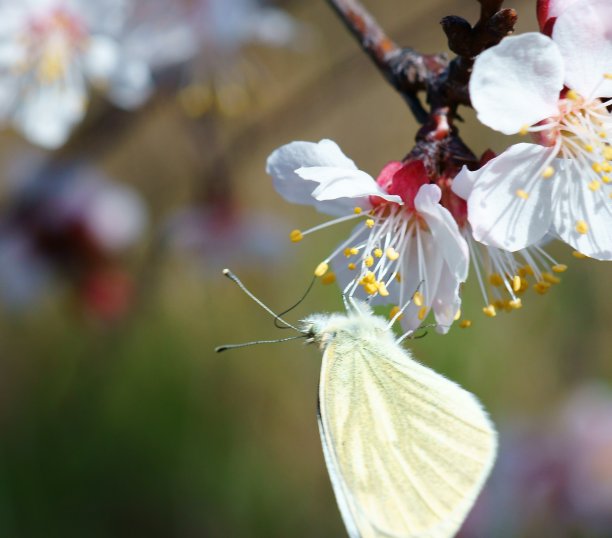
303,301,497,538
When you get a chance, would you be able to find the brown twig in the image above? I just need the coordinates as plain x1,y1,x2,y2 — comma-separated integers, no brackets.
326,0,516,129
326,0,448,124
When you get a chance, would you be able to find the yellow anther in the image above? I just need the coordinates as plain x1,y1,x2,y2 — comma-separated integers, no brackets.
605,73,612,80
373,248,383,258
344,247,358,257
289,229,303,242
519,124,529,136
599,131,607,139
348,262,356,271
353,207,362,214
366,219,375,228
552,264,567,273
364,255,374,267
377,281,390,297
603,175,611,184
602,162,612,173
314,262,329,277
592,162,603,173
386,247,400,261
389,306,403,321
413,291,424,307
512,275,521,292
575,220,589,234
572,250,587,259
395,273,402,282
604,147,612,160
364,282,378,295
344,248,352,257
566,89,579,101
362,271,376,284
494,300,505,311
454,309,461,321
482,304,497,318
584,144,594,153
588,180,601,191
459,319,472,329
509,298,522,309
516,189,529,200
542,166,555,179
417,306,428,321
533,282,550,295
542,272,561,285
321,272,336,285
522,264,534,276
488,273,504,287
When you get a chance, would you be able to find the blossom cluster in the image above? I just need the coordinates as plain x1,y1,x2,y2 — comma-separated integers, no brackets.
266,0,611,334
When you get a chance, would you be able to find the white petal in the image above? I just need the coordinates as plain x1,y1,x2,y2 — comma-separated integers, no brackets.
464,143,556,251
431,263,462,335
553,0,612,98
470,33,564,134
296,166,401,204
552,163,612,260
451,165,475,201
15,77,87,149
266,139,367,216
83,36,120,82
414,184,469,281
107,58,153,109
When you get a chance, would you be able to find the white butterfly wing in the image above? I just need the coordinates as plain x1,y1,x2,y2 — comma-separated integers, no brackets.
318,333,497,538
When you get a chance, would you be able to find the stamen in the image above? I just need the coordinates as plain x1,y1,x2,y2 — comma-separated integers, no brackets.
389,306,403,321
413,291,424,307
575,220,589,234
386,247,400,261
588,180,601,191
348,262,356,270
366,219,375,228
417,306,427,321
542,166,555,179
289,229,303,242
314,262,329,277
512,275,521,292
573,250,587,259
377,281,390,297
516,189,529,200
373,248,383,258
459,320,472,329
483,304,496,317
552,264,567,273
321,272,336,285
364,256,374,267
509,298,522,309
353,207,362,214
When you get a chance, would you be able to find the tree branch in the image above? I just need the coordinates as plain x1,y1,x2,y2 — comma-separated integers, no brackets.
326,0,448,124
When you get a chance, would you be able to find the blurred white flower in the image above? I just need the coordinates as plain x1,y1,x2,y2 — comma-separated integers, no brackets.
0,0,197,148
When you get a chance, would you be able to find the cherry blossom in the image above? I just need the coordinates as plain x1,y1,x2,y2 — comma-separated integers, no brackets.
456,0,612,260
266,139,469,334
0,0,196,148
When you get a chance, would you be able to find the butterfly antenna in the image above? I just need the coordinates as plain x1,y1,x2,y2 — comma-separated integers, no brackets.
215,334,307,353
222,268,301,331
274,275,316,329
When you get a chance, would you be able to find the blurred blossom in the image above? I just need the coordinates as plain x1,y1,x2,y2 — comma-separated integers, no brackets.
178,0,308,118
0,0,198,148
166,202,286,270
460,383,612,537
0,160,147,319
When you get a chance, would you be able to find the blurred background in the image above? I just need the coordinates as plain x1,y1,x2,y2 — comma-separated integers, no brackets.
0,0,610,536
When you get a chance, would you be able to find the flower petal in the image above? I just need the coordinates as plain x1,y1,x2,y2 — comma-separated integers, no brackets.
266,139,371,216
297,166,401,204
461,143,556,251
414,184,469,280
552,162,612,260
451,165,475,200
553,0,612,98
470,33,564,135
431,263,462,335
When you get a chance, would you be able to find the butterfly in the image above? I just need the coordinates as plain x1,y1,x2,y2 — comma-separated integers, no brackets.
218,269,497,538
